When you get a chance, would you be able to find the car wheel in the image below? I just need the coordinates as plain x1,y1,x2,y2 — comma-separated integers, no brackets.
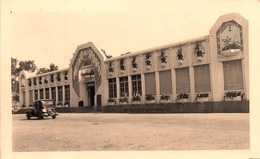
52,115,56,119
27,114,31,120
37,114,43,119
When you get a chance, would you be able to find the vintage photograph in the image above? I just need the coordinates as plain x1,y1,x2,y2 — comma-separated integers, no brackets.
2,0,260,159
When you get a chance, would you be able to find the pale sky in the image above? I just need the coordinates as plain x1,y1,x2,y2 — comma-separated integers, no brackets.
8,0,260,69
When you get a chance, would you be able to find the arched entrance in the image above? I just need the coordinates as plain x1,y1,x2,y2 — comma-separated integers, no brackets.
80,65,96,106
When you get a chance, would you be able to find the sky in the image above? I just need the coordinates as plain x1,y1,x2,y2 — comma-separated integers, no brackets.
7,0,260,69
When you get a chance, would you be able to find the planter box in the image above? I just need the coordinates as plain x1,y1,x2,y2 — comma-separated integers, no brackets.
146,100,155,104
132,101,141,105
197,56,203,61
108,102,116,106
146,65,151,70
225,96,242,101
160,100,171,104
196,97,209,102
178,60,183,65
161,63,166,67
119,102,128,105
222,49,241,56
176,98,189,103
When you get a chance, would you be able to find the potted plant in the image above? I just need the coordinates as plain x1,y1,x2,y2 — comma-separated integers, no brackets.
160,94,171,103
57,102,63,107
222,36,242,54
64,101,70,107
176,93,189,102
132,94,141,104
132,57,138,72
195,93,209,102
224,91,244,101
119,97,128,105
160,50,167,67
120,59,125,74
145,94,155,104
194,42,205,61
108,62,113,76
107,98,116,105
44,77,48,84
39,77,42,85
145,53,152,70
177,48,184,65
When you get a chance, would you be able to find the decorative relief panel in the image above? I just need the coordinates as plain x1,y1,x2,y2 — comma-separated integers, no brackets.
72,47,102,96
217,20,243,55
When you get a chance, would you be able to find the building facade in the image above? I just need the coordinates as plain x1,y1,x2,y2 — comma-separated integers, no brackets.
19,13,249,109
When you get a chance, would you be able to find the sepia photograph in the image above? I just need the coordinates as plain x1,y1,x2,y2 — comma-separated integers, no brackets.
1,0,260,159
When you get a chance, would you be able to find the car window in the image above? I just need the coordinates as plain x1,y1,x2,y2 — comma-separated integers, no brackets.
41,101,54,106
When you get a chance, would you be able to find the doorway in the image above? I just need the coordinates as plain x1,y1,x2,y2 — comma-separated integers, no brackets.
87,83,95,106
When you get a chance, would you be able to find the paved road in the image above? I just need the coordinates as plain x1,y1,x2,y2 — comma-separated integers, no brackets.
13,113,249,151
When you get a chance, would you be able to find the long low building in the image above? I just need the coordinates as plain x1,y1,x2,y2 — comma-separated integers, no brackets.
19,13,249,111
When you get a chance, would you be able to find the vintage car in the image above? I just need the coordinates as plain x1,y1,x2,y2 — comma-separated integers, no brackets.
26,99,58,119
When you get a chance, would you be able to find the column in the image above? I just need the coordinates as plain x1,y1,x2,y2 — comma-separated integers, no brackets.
55,86,58,105
32,89,35,103
43,88,45,99
49,87,51,100
187,43,195,102
116,77,120,103
62,85,65,105
155,71,160,103
128,75,132,103
141,73,145,104
188,67,195,102
171,69,176,102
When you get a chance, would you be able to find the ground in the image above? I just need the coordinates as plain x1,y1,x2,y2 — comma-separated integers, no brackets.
13,113,249,151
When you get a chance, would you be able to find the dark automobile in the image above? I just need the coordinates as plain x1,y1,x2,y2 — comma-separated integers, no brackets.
26,100,58,119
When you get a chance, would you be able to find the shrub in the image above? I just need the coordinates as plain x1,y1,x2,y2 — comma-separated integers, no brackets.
160,95,170,101
145,94,155,101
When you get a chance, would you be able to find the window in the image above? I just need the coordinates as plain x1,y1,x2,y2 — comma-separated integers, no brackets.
39,89,44,99
34,90,38,100
223,60,243,90
194,64,211,92
145,73,156,95
175,67,190,93
65,85,70,101
132,74,142,96
29,90,33,105
45,88,50,99
51,87,56,101
108,78,117,98
159,70,172,94
119,77,129,97
58,86,63,101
